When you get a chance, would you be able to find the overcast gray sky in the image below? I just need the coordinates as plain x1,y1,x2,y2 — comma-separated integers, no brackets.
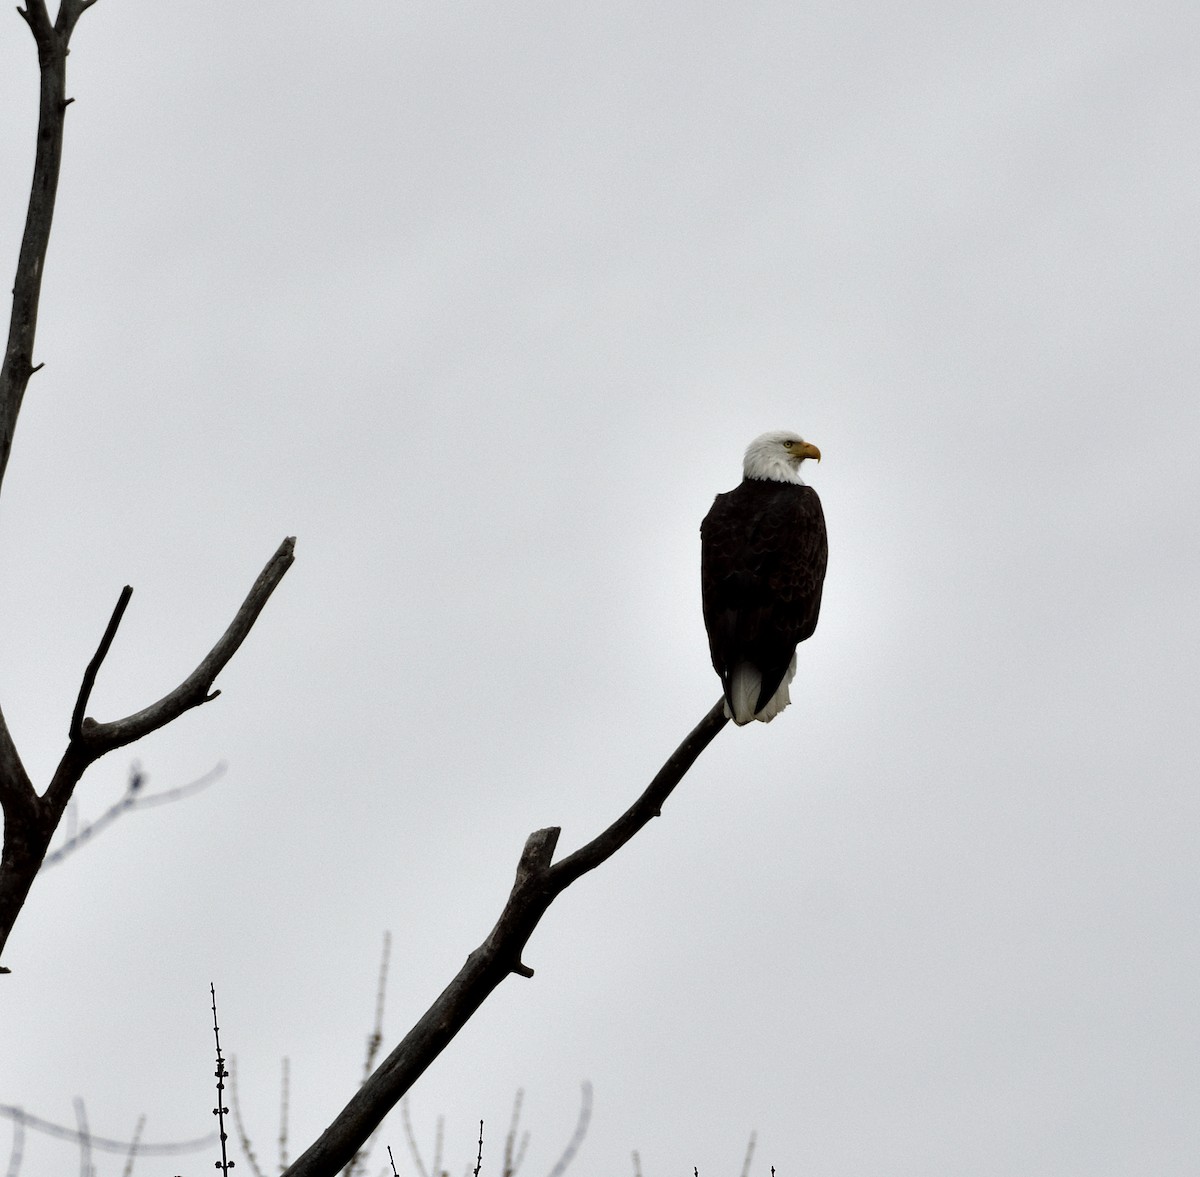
2,2,1198,1174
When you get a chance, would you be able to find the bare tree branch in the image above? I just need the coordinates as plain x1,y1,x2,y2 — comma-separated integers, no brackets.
62,535,296,766
0,1106,215,1157
3,2,80,495
119,1115,145,1177
38,759,225,870
738,1130,756,1177
213,983,235,1177
69,585,133,741
72,1098,90,1177
0,3,295,969
16,748,228,911
400,1101,429,1177
280,1058,291,1174
343,932,396,1176
0,0,95,956
546,1083,592,1177
230,1057,267,1177
361,931,392,1083
501,1090,525,1177
4,1111,24,1177
0,539,294,966
285,700,728,1177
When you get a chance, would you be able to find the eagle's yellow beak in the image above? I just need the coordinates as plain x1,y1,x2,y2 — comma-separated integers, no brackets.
797,441,821,463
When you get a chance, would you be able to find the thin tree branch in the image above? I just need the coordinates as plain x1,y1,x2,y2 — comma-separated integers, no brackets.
431,1115,443,1177
362,932,392,1083
0,3,296,974
229,1056,267,1177
72,1098,91,1177
40,762,225,870
1,0,90,496
284,700,729,1177
212,983,235,1177
280,1058,291,1173
342,931,395,1176
0,0,98,944
69,585,133,740
545,1082,592,1177
119,1115,145,1177
4,1111,24,1177
400,1101,428,1177
66,536,296,763
0,1106,215,1157
0,0,92,972
737,1130,756,1177
546,699,728,891
501,1090,523,1177
1,539,293,968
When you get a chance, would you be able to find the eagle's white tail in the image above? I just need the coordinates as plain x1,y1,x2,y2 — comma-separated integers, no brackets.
725,655,798,725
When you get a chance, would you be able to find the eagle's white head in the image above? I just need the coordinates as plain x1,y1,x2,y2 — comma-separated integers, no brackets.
742,430,822,484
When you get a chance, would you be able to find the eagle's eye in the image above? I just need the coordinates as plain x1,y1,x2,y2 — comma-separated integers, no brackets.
783,440,795,449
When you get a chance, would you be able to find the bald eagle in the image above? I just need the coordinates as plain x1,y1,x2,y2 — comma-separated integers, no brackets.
701,431,827,725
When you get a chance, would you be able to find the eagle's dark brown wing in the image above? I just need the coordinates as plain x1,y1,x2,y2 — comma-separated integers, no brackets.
700,479,827,715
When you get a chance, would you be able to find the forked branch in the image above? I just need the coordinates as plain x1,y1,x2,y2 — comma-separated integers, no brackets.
285,700,729,1177
0,0,296,974
0,538,295,966
59,536,297,768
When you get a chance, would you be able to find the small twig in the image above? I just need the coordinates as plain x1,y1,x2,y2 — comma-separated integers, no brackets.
400,1101,428,1177
342,934,395,1175
63,536,296,763
432,1115,443,1177
119,1115,144,1177
508,1125,528,1177
363,932,392,1082
69,585,132,740
229,1057,264,1177
41,762,225,870
386,1145,399,1177
211,984,234,1175
72,1098,91,1177
4,1112,23,1177
501,1090,522,1177
630,1150,641,1177
0,1106,214,1156
472,1121,483,1177
279,1058,290,1174
545,1083,591,1177
738,1131,756,1177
